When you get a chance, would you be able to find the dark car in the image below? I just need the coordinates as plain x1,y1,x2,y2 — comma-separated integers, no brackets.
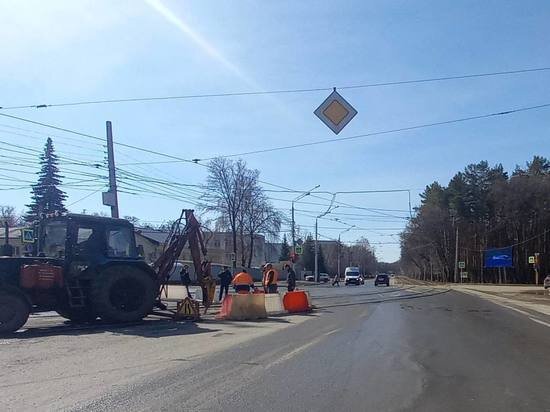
375,273,390,287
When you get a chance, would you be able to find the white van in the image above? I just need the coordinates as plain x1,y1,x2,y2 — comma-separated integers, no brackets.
344,267,363,285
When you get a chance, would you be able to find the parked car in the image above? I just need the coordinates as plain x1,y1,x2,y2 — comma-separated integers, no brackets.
544,275,550,289
319,273,330,283
345,267,362,286
305,273,330,282
375,273,390,287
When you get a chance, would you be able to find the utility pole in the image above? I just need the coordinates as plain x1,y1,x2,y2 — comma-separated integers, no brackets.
291,184,320,255
315,195,338,282
454,226,459,283
104,121,119,218
315,218,319,281
337,236,341,279
337,224,355,278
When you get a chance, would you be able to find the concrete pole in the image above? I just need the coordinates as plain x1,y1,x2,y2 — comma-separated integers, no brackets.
454,226,459,283
106,121,119,219
291,202,295,254
337,235,341,279
314,217,319,282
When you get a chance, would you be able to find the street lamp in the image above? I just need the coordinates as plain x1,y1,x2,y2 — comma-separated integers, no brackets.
291,184,320,255
315,204,338,282
337,224,356,278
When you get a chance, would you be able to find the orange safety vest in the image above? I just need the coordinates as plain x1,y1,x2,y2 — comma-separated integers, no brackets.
233,272,253,286
262,268,278,287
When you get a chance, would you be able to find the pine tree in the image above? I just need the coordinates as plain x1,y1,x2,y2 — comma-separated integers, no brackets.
318,245,327,273
26,138,67,221
301,234,315,271
279,234,291,261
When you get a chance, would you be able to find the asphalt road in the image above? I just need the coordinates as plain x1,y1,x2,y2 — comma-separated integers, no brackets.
70,281,550,412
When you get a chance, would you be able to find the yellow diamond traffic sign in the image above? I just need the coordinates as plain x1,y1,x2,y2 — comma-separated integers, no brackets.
314,89,357,134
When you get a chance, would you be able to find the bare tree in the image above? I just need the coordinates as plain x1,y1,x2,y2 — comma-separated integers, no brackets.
0,206,21,227
202,157,259,267
242,191,284,267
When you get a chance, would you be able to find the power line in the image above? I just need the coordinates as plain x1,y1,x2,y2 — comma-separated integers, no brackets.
2,66,549,110
107,101,550,166
264,189,411,194
201,102,550,160
0,112,199,165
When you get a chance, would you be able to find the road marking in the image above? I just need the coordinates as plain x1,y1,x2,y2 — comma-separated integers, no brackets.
529,317,550,328
323,328,341,336
266,336,325,369
498,304,533,317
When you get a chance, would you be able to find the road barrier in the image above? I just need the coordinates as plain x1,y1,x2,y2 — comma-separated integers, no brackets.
264,293,286,315
217,294,268,320
282,290,312,313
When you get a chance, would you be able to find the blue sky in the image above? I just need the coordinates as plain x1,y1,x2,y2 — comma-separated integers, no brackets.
1,0,549,262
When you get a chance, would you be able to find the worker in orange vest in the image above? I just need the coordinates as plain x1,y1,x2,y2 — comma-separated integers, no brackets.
232,269,254,294
262,263,279,294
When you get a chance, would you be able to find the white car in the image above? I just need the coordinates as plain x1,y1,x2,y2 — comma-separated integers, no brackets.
544,275,550,289
305,273,330,282
344,267,362,286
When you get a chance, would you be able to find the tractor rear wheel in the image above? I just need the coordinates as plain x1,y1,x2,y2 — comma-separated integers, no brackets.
91,266,156,323
0,289,30,335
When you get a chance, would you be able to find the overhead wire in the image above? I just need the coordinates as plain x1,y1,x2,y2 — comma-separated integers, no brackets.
1,66,549,110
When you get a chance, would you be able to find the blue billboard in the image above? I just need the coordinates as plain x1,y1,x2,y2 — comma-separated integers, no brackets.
484,247,513,268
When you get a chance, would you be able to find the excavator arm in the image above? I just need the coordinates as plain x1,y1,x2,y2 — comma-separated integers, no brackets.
153,209,217,312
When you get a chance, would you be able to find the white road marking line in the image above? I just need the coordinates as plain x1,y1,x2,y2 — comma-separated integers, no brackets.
323,328,341,336
499,304,533,317
529,317,550,328
266,336,325,369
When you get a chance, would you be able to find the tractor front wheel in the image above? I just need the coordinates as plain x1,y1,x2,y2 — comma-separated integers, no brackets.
0,289,30,335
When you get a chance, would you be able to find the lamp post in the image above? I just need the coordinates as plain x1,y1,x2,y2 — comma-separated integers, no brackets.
337,224,356,278
291,185,320,256
315,205,338,282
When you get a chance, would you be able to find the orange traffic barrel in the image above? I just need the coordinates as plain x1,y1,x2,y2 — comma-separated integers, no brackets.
282,291,311,313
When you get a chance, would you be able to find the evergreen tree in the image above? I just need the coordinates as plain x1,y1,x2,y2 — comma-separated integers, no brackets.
302,234,315,271
26,138,67,221
279,234,291,261
318,245,327,273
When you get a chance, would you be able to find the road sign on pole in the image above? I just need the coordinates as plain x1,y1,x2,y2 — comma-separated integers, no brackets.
528,256,535,264
314,89,357,134
295,245,303,255
458,261,466,269
21,228,34,243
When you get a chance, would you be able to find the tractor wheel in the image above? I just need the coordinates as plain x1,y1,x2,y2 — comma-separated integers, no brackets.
0,289,31,335
55,308,97,323
91,266,156,323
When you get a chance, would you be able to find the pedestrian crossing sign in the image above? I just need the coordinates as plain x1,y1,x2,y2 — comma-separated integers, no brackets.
21,228,34,243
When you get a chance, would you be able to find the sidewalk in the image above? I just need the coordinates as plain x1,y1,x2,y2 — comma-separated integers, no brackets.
398,276,550,319
452,283,550,318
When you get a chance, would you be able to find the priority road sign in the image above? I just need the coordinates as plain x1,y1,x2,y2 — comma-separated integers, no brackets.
458,261,466,269
528,256,535,264
21,228,34,243
314,89,357,134
295,245,303,255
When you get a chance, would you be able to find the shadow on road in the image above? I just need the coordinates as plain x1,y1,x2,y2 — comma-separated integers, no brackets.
4,317,221,340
